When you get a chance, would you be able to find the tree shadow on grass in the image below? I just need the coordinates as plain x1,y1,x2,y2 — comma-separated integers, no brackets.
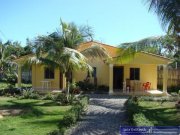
137,104,180,126
27,118,61,126
0,100,41,109
0,100,44,118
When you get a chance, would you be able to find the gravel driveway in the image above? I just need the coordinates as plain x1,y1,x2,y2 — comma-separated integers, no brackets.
68,94,128,135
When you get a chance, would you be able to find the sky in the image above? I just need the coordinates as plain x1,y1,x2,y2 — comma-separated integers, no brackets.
0,0,165,46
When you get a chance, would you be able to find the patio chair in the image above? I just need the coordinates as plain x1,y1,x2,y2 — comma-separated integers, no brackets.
142,82,151,91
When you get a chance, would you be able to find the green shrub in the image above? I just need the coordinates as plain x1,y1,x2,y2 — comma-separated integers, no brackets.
167,86,180,93
78,96,89,110
171,92,179,97
76,81,96,91
57,96,89,134
133,113,154,126
71,104,82,120
125,97,139,124
2,87,21,96
53,93,68,105
21,88,40,99
139,96,179,102
42,92,54,100
61,112,77,127
69,82,80,94
4,73,17,86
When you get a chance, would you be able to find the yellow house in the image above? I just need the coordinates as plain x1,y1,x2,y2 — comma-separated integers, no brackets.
16,41,172,94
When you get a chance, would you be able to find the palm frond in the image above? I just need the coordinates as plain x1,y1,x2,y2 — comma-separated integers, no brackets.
145,0,180,34
81,44,110,59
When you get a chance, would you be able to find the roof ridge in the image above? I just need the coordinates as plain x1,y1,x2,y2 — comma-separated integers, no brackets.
140,51,173,61
79,41,118,49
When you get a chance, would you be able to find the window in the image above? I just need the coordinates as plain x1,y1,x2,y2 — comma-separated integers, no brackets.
44,67,54,79
92,67,97,78
130,68,140,80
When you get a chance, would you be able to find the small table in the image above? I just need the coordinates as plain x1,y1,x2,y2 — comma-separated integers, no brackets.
41,80,51,90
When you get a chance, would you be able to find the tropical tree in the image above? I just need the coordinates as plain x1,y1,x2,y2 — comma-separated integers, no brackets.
0,41,17,84
145,0,180,37
120,35,176,55
28,20,109,99
144,0,180,67
119,35,180,67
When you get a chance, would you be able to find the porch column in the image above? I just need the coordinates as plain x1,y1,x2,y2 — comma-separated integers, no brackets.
109,64,113,94
17,64,22,88
163,65,168,94
62,73,66,89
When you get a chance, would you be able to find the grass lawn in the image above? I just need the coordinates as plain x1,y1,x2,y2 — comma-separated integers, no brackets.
0,97,71,135
138,101,180,126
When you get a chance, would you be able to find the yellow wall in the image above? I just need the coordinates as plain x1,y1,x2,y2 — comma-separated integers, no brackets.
73,58,109,86
73,62,158,90
122,64,157,89
32,63,158,90
32,64,60,90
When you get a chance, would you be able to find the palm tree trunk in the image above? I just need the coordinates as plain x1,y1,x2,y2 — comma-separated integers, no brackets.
66,70,71,101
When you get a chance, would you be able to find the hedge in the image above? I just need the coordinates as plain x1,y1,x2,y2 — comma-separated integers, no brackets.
126,96,154,126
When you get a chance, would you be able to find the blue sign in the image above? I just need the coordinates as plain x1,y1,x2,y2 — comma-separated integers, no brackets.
120,126,180,135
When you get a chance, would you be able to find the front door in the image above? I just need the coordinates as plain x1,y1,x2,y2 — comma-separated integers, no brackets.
113,66,124,90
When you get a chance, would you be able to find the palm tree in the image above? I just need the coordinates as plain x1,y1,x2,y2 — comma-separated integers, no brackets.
0,41,17,83
145,0,180,43
145,0,180,33
120,35,176,55
29,20,109,99
118,35,180,67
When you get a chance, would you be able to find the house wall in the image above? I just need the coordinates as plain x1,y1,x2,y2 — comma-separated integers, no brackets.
122,64,157,90
72,58,109,86
32,64,60,90
32,63,158,91
73,62,158,90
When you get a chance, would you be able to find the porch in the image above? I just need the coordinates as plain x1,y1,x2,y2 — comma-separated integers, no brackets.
108,52,171,95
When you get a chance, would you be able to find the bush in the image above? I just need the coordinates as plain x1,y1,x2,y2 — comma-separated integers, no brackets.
78,96,89,110
42,92,54,100
95,85,109,93
57,96,89,134
21,88,40,99
139,96,179,102
168,86,180,93
69,82,81,94
61,112,77,127
76,81,96,91
53,93,68,105
1,87,21,96
125,97,139,124
4,73,17,86
133,113,154,126
71,104,82,120
171,92,179,97
53,93,78,105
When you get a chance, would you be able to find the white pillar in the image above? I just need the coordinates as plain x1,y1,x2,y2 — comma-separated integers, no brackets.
163,65,168,94
18,64,22,88
109,64,113,94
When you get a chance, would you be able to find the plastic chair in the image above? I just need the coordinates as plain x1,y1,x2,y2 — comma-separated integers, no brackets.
142,82,151,91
